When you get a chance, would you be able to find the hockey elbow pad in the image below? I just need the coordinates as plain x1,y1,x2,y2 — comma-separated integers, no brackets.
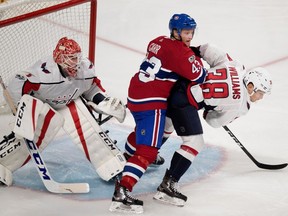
199,43,227,68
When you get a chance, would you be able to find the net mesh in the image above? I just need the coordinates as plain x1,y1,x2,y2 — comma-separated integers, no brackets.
0,0,95,113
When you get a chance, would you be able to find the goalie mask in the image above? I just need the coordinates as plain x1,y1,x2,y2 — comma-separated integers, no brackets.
243,67,272,94
53,37,82,77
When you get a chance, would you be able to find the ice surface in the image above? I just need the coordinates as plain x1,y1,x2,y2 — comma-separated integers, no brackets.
1,0,288,215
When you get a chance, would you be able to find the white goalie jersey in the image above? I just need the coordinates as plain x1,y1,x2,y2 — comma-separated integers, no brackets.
0,56,126,185
7,55,106,110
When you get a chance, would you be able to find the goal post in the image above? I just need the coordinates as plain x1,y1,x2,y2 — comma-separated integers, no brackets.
0,0,97,113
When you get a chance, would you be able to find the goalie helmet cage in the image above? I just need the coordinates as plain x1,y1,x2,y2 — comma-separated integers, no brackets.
0,0,97,113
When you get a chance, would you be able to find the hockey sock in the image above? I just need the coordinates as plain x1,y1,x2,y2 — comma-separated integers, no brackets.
168,151,192,182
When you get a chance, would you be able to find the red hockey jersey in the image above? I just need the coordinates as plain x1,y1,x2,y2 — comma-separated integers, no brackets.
127,35,205,111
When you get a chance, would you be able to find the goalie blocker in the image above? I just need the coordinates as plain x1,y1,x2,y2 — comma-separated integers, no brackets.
0,95,126,186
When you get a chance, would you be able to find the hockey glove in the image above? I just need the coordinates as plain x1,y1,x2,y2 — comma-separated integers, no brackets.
87,97,126,123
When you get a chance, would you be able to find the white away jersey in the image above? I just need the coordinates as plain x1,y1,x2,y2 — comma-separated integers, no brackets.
202,59,251,128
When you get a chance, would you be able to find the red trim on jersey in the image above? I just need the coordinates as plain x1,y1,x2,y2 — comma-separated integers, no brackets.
22,80,40,95
181,144,199,156
227,53,233,61
67,101,91,161
93,77,106,92
186,82,199,109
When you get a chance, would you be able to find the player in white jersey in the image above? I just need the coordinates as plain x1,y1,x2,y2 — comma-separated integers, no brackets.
8,38,107,110
153,43,272,206
0,37,126,186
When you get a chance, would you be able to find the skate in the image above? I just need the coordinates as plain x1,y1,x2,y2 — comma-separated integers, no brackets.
152,153,165,166
153,169,187,207
109,178,144,214
124,152,165,166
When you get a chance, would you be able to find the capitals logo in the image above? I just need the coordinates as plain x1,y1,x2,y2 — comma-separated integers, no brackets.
41,62,51,74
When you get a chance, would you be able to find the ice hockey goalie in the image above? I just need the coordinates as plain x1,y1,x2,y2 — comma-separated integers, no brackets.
0,94,126,186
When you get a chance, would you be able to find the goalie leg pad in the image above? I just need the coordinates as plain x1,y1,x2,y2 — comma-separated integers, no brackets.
0,163,12,186
0,95,65,184
0,133,28,185
14,94,64,146
59,98,126,181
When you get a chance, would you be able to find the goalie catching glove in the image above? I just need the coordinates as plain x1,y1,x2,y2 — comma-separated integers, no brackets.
87,97,126,123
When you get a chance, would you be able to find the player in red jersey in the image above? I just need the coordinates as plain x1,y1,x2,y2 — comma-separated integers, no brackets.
109,13,207,214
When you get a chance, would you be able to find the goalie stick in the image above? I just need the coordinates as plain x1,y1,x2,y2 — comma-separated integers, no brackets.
0,76,89,193
99,114,114,125
223,125,287,170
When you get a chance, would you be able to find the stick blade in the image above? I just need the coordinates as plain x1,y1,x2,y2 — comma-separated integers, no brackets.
45,182,90,194
257,162,288,170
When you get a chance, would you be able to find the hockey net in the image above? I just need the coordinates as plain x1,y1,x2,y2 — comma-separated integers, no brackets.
0,0,97,114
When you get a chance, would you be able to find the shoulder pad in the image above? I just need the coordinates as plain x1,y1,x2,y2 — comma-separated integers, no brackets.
14,72,40,83
23,71,40,83
78,58,96,78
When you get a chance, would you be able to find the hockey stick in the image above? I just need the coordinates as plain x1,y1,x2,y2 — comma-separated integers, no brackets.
99,114,114,125
223,125,287,170
0,76,89,193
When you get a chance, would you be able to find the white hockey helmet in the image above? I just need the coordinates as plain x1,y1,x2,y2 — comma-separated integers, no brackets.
243,67,272,94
